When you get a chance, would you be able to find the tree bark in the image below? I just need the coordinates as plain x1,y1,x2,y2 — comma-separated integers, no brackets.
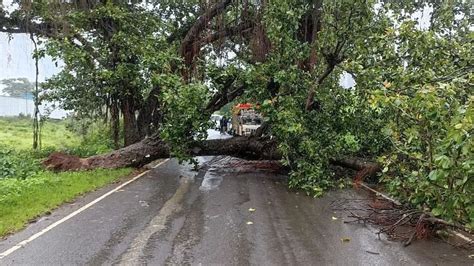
44,134,380,182
43,136,280,171
121,97,140,146
110,99,120,149
137,86,162,139
195,21,254,49
330,157,381,183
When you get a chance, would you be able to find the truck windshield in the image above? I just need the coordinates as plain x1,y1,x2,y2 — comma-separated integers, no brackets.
242,117,261,125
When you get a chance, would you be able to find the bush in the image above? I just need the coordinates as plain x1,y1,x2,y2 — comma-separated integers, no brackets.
274,88,387,196
0,147,42,180
63,118,116,157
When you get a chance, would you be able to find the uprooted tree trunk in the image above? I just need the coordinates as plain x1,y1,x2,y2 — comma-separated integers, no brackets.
43,136,281,171
43,135,380,182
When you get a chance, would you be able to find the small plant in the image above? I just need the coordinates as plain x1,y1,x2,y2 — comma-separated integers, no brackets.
0,147,42,180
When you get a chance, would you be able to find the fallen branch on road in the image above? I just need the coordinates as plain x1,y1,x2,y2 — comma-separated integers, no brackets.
340,187,473,247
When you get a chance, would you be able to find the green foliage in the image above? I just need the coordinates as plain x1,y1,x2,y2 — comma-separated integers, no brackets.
217,102,235,117
348,2,473,228
255,0,473,228
369,77,473,228
246,0,385,196
160,81,212,162
64,117,116,157
0,147,42,180
42,2,175,122
0,168,132,237
8,0,471,229
267,82,387,196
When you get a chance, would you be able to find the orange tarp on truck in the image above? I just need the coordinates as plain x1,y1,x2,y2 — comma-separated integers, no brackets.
235,103,253,109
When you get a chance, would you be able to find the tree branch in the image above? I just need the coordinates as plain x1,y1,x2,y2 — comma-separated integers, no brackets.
205,83,246,114
304,62,336,111
195,20,254,48
304,41,345,111
180,0,233,65
0,14,55,36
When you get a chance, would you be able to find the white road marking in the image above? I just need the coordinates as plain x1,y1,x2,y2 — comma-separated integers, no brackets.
0,158,170,260
119,175,192,264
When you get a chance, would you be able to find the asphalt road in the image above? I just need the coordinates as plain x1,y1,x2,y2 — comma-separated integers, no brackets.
0,133,471,265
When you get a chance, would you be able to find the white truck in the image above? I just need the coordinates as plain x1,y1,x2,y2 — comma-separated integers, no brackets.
231,104,262,136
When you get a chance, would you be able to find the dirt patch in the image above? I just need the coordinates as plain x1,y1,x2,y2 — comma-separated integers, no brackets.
43,152,86,171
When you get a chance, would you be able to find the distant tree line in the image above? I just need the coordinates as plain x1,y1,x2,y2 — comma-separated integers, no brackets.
0,78,35,98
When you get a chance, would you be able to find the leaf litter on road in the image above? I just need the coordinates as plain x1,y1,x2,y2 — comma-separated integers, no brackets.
341,237,351,243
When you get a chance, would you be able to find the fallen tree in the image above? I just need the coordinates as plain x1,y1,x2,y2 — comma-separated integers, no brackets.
8,0,472,230
10,0,388,201
44,136,280,171
43,135,381,185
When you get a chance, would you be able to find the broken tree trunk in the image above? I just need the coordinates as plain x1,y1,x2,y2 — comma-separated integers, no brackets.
330,157,381,184
43,136,380,180
43,136,280,171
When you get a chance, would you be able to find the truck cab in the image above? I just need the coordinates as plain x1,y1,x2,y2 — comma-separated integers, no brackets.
232,104,262,136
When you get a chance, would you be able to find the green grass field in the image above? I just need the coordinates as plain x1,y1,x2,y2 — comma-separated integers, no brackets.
0,117,81,150
0,168,133,237
0,117,132,237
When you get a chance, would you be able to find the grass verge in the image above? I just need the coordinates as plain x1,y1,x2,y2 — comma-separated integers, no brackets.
0,117,81,150
0,168,133,238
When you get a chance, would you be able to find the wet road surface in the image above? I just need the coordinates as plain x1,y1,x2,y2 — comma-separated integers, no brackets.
0,142,471,265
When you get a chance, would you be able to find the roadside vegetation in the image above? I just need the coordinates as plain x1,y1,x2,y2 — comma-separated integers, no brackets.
0,168,132,237
0,117,80,150
0,116,116,156
0,116,131,237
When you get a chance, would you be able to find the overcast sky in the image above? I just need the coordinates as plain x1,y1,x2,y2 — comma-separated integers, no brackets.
0,0,60,84
0,33,59,82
